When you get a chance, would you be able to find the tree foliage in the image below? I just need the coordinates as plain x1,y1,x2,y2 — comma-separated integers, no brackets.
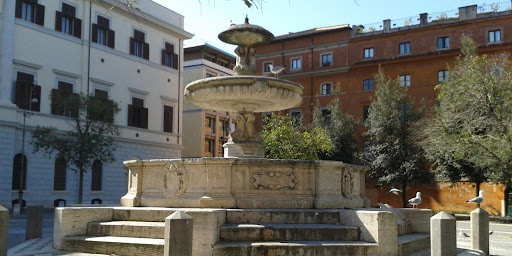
424,35,512,188
31,93,120,204
262,114,333,160
312,98,357,163
360,68,431,207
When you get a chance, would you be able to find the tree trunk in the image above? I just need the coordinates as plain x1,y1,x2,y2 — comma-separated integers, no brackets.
78,167,84,204
402,181,407,208
475,182,480,197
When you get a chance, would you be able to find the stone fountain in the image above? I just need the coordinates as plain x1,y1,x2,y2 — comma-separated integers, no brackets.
52,19,432,256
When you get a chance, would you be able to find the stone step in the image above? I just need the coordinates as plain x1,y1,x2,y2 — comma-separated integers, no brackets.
220,223,359,242
87,221,165,239
113,207,176,222
60,236,164,256
213,241,378,256
226,209,340,224
398,221,412,235
398,233,430,256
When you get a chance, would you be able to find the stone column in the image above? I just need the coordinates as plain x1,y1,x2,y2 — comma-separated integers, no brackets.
164,211,193,256
431,211,456,256
0,0,16,105
26,206,43,240
0,205,8,256
471,208,489,255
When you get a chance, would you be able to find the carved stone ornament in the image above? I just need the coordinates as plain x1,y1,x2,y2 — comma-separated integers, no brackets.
163,162,188,198
251,172,297,190
340,168,353,198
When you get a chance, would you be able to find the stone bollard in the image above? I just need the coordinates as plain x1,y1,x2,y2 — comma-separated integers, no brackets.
430,211,456,256
1,205,9,256
26,206,43,240
164,211,193,256
470,208,489,255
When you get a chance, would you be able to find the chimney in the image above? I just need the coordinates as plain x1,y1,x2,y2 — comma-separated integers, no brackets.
419,13,428,25
459,5,477,21
351,25,365,37
383,19,391,32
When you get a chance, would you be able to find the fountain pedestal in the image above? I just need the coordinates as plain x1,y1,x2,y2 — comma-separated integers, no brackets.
223,141,265,158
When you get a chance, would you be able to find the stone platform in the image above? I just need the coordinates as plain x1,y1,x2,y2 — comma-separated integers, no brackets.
120,158,370,209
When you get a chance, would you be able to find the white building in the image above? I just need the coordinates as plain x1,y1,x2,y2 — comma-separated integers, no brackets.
0,0,192,208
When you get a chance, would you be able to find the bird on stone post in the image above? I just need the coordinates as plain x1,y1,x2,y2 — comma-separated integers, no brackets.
466,190,484,208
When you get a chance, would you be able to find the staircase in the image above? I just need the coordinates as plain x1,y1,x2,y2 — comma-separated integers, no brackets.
397,220,430,256
213,209,379,255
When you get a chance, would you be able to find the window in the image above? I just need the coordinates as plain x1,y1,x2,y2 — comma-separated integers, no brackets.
400,104,412,121
263,62,272,73
128,97,148,129
15,72,41,112
399,42,410,54
55,3,81,38
161,42,178,69
364,48,374,59
438,70,449,82
12,153,27,191
163,105,173,133
91,160,102,191
53,156,67,191
290,110,302,125
206,72,216,78
15,0,45,26
363,106,370,121
321,83,332,95
291,58,301,70
437,37,450,49
205,139,214,153
92,16,115,48
488,30,501,43
321,109,332,122
51,81,79,117
89,89,114,122
321,53,332,66
130,30,149,60
399,74,411,87
363,79,374,91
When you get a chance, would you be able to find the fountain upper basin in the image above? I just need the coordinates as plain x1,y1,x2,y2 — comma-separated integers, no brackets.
184,76,304,113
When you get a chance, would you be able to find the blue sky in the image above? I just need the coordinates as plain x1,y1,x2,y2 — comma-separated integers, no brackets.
153,0,509,54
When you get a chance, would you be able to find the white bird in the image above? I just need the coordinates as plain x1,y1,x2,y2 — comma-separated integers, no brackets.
269,64,285,78
408,192,422,209
389,188,402,195
466,190,484,206
459,230,470,237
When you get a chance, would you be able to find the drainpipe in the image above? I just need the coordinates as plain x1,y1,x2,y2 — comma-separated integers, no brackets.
310,37,314,121
87,0,92,94
177,39,182,145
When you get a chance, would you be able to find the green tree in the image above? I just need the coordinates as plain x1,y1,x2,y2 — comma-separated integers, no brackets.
360,68,431,207
262,114,333,160
312,98,357,163
424,35,512,189
31,93,120,204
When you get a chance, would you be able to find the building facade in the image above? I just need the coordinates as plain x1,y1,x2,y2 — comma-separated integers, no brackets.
254,4,512,215
0,0,192,208
182,44,237,157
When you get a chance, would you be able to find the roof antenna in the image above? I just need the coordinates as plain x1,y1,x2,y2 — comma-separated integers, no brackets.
245,15,249,24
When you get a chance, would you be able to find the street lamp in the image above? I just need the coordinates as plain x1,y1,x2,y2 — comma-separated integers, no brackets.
16,84,38,214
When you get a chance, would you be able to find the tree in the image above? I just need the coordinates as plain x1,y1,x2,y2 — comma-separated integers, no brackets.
312,98,357,163
424,35,512,190
31,93,120,204
262,114,333,160
360,68,431,207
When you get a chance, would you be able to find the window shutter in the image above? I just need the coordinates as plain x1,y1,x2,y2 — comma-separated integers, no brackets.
15,84,27,109
172,53,179,70
35,4,45,26
55,11,62,31
161,49,166,66
129,37,135,55
107,29,115,49
91,24,98,43
127,104,134,126
142,107,148,129
32,85,41,112
15,0,22,19
165,43,174,53
143,42,150,60
91,160,102,191
73,18,82,38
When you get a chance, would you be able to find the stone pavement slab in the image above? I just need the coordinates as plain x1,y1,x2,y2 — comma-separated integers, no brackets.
7,238,107,256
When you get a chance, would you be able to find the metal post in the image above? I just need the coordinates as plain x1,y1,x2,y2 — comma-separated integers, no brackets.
17,86,35,211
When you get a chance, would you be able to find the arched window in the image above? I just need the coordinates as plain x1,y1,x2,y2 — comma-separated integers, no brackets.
363,79,374,91
12,153,27,190
54,156,67,191
91,160,103,191
320,83,332,95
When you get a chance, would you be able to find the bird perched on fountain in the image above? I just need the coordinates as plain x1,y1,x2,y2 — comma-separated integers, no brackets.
408,192,422,208
229,19,235,27
459,230,470,237
269,64,285,78
389,188,402,195
466,190,484,207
